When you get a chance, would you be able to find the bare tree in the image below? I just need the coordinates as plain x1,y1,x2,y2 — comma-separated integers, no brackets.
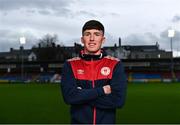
32,34,58,61
33,34,58,48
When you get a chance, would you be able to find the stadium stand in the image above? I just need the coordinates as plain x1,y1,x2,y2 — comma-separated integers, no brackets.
0,58,179,83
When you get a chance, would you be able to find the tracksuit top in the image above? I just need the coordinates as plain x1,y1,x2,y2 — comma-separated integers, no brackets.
61,50,127,124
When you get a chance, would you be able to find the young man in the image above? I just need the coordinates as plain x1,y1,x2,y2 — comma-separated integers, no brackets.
61,20,127,124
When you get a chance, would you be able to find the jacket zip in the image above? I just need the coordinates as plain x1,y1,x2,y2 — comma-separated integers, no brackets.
91,58,96,125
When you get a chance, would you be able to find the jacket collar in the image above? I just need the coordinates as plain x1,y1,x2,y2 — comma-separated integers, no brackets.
79,49,106,61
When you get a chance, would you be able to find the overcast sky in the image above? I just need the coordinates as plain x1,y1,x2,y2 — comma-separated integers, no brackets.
0,0,180,56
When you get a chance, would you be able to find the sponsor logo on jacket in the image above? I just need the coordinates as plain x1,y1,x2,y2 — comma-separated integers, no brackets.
77,69,85,74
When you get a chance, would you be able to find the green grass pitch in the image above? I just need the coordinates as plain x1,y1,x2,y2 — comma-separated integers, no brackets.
0,82,180,124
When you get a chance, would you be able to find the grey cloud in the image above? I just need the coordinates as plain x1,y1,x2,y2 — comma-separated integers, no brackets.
172,14,180,23
160,29,168,39
55,9,98,18
26,9,36,14
70,10,120,19
124,33,159,46
125,29,179,48
0,29,20,51
38,9,51,15
160,29,180,51
104,33,118,46
0,41,17,52
0,0,75,16
109,12,120,16
0,29,10,37
173,31,180,41
123,30,179,51
144,32,159,42
0,29,39,52
54,8,72,17
123,29,180,52
77,11,97,17
0,0,113,18
0,0,73,11
160,29,180,41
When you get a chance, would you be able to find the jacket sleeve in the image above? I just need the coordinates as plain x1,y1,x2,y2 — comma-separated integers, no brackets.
91,61,127,109
60,61,105,105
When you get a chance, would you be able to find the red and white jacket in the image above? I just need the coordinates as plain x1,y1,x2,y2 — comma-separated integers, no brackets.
61,50,127,124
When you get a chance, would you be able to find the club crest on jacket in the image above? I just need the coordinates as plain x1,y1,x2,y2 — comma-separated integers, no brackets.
101,67,110,76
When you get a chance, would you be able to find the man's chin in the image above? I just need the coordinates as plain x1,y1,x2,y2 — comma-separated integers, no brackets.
87,49,101,55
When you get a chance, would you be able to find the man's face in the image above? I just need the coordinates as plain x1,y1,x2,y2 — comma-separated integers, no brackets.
81,29,105,55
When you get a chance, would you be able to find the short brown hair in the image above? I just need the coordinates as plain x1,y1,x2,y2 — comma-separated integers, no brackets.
82,20,104,35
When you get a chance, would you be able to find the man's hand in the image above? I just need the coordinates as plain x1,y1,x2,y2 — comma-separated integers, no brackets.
77,86,82,89
103,85,111,95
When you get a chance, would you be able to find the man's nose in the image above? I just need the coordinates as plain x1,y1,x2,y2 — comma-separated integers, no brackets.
90,35,94,41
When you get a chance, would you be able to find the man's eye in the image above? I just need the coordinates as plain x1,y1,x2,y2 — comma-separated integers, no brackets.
84,33,90,36
95,33,101,36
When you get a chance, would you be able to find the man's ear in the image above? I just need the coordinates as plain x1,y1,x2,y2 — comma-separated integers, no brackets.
81,37,84,44
102,37,106,44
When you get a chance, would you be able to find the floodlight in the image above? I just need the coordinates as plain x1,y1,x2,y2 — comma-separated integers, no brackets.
168,29,175,81
20,37,26,45
168,29,175,38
